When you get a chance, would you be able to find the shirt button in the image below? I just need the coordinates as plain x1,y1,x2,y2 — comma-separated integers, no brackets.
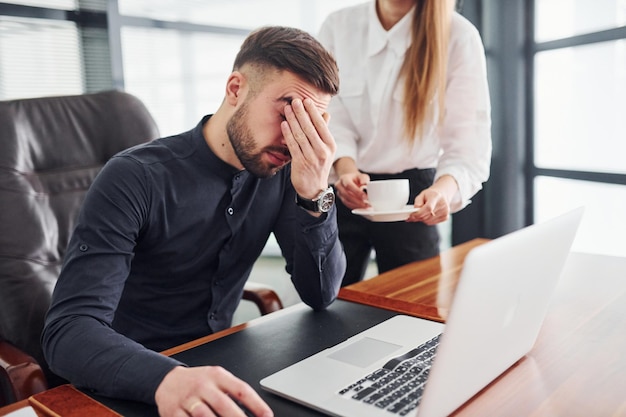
227,207,234,215
79,244,88,252
209,313,216,320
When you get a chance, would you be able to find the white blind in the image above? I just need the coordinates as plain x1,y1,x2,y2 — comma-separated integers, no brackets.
0,16,83,100
4,0,76,9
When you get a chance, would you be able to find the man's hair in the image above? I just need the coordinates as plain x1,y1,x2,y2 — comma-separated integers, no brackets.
233,26,339,96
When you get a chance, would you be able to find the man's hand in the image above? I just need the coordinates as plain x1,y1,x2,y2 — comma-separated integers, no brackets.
281,98,335,200
155,366,273,417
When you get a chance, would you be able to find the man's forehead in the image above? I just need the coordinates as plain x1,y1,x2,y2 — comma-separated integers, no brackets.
276,94,330,112
270,72,331,111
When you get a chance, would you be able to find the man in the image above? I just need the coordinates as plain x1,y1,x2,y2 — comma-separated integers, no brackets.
42,26,345,417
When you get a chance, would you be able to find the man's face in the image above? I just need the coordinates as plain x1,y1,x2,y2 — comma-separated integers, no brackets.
226,70,331,178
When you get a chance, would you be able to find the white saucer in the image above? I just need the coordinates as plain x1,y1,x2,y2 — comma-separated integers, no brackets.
352,205,419,222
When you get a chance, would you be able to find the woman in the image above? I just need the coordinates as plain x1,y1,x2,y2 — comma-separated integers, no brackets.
318,0,492,285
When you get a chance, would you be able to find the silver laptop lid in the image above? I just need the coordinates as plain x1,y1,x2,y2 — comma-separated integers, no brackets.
417,207,584,417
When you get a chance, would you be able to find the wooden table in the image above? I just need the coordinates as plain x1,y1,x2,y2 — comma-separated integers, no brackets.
339,238,489,322
2,239,626,417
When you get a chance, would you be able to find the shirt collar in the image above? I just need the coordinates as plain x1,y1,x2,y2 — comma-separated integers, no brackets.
196,115,240,180
367,2,415,58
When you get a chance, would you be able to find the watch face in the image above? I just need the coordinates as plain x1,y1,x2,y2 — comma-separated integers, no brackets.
319,189,335,212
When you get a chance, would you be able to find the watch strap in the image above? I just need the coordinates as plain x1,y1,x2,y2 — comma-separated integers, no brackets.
295,187,334,213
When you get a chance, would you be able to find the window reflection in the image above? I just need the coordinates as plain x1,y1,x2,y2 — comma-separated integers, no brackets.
535,177,626,257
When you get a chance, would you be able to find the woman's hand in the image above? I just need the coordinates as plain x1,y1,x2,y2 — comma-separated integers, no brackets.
334,171,370,210
407,175,458,225
408,188,450,225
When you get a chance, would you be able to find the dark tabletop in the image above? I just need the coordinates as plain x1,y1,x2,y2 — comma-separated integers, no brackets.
90,299,399,416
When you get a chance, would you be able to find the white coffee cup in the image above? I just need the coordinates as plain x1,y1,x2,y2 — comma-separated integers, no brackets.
366,179,410,211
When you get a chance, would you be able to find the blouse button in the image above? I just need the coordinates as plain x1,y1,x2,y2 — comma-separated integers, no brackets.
227,207,234,215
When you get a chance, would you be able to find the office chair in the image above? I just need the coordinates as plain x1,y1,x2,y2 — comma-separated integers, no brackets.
0,90,283,406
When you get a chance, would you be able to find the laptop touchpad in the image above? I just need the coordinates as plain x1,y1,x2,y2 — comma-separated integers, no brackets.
328,337,402,368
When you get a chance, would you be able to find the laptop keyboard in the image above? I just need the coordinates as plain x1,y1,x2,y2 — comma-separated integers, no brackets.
338,333,442,415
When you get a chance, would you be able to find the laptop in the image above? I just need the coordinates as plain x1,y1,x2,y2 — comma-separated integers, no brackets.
260,207,584,417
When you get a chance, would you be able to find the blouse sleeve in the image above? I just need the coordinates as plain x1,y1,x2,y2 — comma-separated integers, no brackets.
436,16,493,212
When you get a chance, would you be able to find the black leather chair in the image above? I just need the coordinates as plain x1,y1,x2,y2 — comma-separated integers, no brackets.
0,91,282,406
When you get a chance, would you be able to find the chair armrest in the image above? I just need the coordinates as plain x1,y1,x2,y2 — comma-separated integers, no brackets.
0,340,48,406
242,282,284,316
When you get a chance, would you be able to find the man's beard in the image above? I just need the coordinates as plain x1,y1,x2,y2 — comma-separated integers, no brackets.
226,101,290,179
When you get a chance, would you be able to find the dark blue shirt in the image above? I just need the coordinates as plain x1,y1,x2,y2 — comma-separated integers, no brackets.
42,116,345,404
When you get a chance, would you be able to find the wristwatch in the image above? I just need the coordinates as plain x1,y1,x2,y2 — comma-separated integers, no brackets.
295,187,335,213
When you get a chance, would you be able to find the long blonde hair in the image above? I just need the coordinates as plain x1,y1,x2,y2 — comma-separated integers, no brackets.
401,0,454,141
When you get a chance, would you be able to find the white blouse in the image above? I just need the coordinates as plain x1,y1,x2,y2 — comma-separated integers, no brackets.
318,1,492,212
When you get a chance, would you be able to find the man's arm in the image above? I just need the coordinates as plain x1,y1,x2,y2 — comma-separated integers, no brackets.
43,155,275,416
274,200,345,311
274,98,346,309
41,156,183,404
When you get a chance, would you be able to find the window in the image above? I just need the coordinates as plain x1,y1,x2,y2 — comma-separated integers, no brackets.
532,0,626,257
121,27,244,136
117,0,363,33
534,41,626,174
0,16,83,99
535,0,626,42
116,0,365,136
